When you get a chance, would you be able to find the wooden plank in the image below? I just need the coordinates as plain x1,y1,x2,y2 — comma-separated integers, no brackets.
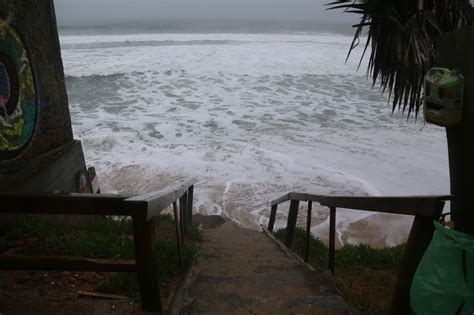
181,191,189,229
270,193,290,206
318,195,452,217
173,201,183,267
128,179,197,202
132,210,162,312
328,207,336,275
288,192,324,203
285,200,300,248
126,179,197,220
187,185,194,225
0,256,136,272
0,192,137,216
305,194,325,203
0,192,132,199
179,196,186,237
389,202,445,314
289,192,309,202
268,204,278,232
77,290,130,300
141,187,184,219
271,193,451,215
77,291,129,300
305,201,312,263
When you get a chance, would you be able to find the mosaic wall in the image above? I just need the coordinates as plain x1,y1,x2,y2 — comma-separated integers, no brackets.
0,26,37,159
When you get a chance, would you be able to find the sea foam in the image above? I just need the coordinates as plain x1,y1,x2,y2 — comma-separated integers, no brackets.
61,32,449,247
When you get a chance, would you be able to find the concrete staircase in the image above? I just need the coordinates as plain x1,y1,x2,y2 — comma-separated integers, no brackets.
172,218,348,314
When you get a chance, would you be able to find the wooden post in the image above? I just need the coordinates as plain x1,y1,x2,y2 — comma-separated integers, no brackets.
182,191,188,225
304,201,313,263
437,27,474,235
187,186,194,225
389,202,444,315
285,200,299,247
179,197,186,240
180,191,188,234
328,207,336,275
268,204,278,232
132,208,162,313
173,201,182,267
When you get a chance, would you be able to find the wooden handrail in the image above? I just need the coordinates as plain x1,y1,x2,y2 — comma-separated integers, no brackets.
0,179,197,313
319,195,452,216
270,193,291,206
0,192,136,215
126,179,197,220
0,256,136,272
271,192,452,211
268,192,452,315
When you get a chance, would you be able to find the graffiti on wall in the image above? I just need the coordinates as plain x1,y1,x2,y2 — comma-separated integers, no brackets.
0,26,37,159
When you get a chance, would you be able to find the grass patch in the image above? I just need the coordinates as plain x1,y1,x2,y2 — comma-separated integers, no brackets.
0,214,202,299
275,227,404,314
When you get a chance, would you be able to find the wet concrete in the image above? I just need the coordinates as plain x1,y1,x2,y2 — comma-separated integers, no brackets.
172,219,349,314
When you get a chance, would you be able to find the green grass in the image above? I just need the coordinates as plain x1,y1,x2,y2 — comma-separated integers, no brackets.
0,214,202,299
274,228,328,267
275,227,405,314
336,243,404,272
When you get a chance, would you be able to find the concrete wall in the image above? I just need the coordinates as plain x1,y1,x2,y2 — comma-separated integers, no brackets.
0,0,73,163
0,0,91,224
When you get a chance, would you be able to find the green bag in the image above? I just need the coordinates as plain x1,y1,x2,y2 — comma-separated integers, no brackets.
410,221,474,314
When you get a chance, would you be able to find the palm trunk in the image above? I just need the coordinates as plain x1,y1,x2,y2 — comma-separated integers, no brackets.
438,27,474,235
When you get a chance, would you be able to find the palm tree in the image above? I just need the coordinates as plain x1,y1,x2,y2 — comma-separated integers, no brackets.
328,0,473,234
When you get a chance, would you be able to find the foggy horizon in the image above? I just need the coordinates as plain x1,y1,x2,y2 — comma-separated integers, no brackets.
54,0,356,27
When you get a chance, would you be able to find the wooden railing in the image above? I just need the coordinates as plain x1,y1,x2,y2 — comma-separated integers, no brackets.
268,192,452,315
0,179,197,313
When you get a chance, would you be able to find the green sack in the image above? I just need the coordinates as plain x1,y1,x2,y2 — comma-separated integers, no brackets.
410,221,474,314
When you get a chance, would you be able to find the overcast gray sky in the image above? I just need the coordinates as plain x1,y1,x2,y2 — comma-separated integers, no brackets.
54,0,355,24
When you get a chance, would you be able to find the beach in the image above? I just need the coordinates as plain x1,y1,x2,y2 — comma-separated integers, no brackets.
60,21,449,246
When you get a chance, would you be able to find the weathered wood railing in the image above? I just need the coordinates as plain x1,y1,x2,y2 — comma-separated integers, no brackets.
268,192,452,315
0,179,197,313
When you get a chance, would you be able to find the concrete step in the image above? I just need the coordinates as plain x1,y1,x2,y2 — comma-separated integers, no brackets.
171,220,348,315
181,294,347,315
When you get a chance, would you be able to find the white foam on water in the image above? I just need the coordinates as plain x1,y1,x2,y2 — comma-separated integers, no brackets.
62,32,449,247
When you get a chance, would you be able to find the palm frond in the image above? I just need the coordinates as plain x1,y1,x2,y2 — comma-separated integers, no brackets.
328,0,473,116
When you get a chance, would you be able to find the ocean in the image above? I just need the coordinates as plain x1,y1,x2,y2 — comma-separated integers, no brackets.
59,19,449,247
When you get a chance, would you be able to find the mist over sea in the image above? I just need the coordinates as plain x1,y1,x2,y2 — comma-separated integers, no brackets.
58,18,355,36
59,19,449,247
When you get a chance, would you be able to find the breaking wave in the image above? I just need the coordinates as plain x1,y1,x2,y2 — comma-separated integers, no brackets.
61,31,449,247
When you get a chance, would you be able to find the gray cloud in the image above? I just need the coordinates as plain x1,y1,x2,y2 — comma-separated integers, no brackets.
54,0,356,24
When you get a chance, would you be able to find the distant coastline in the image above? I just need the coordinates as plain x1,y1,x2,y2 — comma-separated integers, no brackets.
57,18,356,36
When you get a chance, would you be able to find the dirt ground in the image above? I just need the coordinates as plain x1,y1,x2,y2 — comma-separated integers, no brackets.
0,269,145,315
0,235,183,314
